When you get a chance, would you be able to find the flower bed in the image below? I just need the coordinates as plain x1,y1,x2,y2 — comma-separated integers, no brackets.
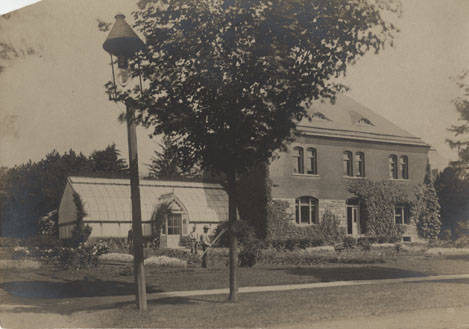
144,256,187,267
98,252,133,263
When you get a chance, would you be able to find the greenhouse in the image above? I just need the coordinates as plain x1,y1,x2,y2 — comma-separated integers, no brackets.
58,176,228,248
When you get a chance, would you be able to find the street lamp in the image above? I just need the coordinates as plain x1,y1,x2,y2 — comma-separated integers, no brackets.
103,14,147,311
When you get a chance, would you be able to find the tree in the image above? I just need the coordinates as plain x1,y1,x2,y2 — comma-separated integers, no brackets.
435,166,469,239
147,135,199,179
0,145,128,237
110,0,400,301
413,165,441,240
435,70,469,239
447,70,469,176
90,143,128,175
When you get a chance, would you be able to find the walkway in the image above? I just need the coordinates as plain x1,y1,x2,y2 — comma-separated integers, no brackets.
145,273,469,300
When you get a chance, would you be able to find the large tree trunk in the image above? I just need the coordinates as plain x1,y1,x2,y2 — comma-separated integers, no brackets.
227,171,238,302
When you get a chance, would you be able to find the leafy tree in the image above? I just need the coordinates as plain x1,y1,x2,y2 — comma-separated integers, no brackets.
110,0,400,301
0,145,128,237
147,135,199,179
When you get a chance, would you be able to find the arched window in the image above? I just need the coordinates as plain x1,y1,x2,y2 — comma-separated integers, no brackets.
292,147,304,174
400,156,409,179
389,155,398,179
355,152,365,177
306,148,317,175
295,196,318,224
343,151,353,176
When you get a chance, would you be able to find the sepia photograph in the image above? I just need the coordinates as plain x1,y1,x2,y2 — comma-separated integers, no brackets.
1,0,469,328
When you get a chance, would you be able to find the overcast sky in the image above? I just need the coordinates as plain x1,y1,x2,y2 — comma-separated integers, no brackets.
1,0,468,173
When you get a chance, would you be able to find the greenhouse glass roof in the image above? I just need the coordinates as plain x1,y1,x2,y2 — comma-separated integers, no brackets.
67,176,228,223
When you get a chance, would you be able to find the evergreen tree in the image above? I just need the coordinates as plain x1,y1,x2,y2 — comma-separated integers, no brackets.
414,165,441,240
147,136,198,179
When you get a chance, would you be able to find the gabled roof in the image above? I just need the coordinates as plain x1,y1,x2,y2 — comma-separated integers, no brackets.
297,95,429,147
66,176,228,223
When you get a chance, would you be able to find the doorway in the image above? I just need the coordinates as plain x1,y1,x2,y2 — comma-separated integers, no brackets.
346,199,360,236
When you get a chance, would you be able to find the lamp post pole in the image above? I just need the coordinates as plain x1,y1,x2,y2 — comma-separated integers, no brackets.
103,13,147,311
126,103,147,311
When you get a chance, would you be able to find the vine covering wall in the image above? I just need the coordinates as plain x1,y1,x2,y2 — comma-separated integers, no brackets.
347,180,410,241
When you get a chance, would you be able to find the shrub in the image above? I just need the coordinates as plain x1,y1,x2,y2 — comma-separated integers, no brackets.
343,236,357,249
319,210,344,244
67,193,92,248
358,237,371,251
238,234,265,267
213,220,256,248
179,235,192,248
412,181,441,240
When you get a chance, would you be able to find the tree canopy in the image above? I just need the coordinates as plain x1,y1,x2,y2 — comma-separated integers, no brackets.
0,145,128,237
111,0,400,178
107,0,400,301
447,70,469,176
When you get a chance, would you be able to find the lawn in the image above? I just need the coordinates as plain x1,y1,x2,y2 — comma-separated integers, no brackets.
2,254,469,299
2,278,469,328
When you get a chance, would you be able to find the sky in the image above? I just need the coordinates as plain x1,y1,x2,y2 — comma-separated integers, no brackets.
0,0,468,173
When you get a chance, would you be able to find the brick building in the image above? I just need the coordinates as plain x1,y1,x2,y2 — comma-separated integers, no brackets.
267,95,430,241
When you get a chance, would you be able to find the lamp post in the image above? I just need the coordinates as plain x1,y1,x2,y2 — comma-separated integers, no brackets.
103,14,147,311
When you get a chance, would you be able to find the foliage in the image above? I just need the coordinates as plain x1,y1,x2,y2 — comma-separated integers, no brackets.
89,143,128,175
38,210,58,237
108,0,400,300
0,146,128,237
319,210,344,244
258,248,387,265
447,70,469,176
348,180,409,241
412,171,441,240
266,200,324,243
69,193,92,248
343,236,357,249
214,219,257,248
435,166,469,239
147,135,200,179
150,202,171,247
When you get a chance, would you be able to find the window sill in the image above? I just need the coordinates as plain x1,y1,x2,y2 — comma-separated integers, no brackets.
389,178,410,182
292,173,320,178
294,222,319,226
343,176,366,179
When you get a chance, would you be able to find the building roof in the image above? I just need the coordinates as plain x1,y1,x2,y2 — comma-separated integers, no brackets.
67,176,228,223
297,95,429,147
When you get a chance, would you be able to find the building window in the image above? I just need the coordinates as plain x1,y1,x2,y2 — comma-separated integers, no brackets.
389,155,398,179
343,151,353,176
306,148,317,175
394,205,410,225
167,214,182,235
355,152,365,177
400,156,409,179
295,196,318,225
292,147,304,174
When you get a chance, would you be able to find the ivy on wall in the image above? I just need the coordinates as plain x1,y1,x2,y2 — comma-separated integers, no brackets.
412,178,441,240
347,180,408,242
70,192,92,247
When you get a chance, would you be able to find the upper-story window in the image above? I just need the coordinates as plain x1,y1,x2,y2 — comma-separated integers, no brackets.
389,155,398,179
400,156,409,179
306,148,317,175
355,152,365,177
343,151,353,177
295,196,318,225
292,147,304,174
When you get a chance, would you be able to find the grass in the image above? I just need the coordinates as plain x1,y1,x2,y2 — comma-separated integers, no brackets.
2,279,469,328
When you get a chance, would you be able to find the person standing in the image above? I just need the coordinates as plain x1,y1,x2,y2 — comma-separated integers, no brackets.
200,225,212,268
189,225,199,255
